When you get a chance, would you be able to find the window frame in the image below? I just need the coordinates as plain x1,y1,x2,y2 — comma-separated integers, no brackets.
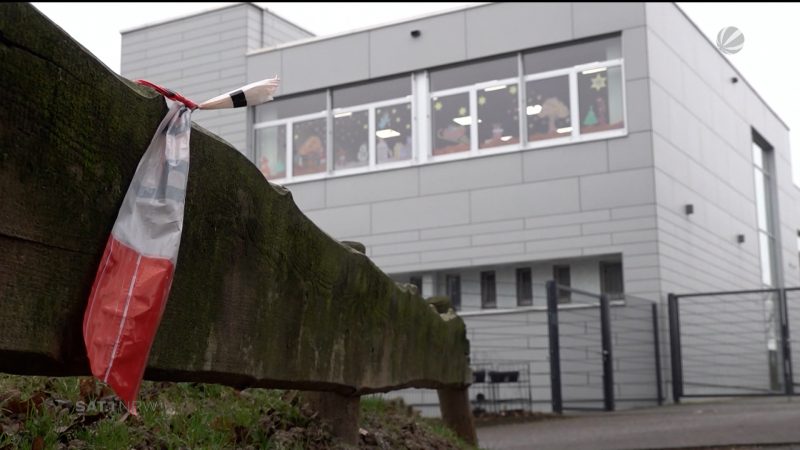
599,261,624,300
516,267,533,307
254,109,330,183
553,265,571,304
446,274,462,311
480,270,497,309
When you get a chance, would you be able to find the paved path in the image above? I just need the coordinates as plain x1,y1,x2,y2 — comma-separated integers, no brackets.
476,397,800,450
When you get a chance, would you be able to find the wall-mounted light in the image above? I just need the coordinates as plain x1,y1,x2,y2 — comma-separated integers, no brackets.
737,234,745,244
410,30,421,38
685,204,694,215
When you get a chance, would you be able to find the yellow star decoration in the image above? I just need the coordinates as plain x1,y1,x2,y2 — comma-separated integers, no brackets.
509,85,518,95
458,107,467,116
478,96,486,106
405,124,410,129
590,73,607,91
434,101,443,111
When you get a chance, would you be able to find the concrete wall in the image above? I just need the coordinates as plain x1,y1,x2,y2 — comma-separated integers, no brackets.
644,3,799,296
644,3,799,399
121,4,311,155
247,3,647,95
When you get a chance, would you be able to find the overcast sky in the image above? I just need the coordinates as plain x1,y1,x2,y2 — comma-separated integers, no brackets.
31,2,800,184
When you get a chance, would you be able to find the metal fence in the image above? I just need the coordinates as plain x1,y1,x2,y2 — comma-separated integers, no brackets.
547,281,663,412
456,281,662,415
669,288,797,401
388,281,663,416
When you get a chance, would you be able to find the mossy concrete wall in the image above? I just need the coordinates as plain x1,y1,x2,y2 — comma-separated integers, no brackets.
0,3,471,395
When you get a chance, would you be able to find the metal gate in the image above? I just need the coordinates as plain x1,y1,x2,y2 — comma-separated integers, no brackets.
546,281,663,413
668,288,799,402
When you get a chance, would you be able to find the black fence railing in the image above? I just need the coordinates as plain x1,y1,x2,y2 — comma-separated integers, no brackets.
547,281,662,413
669,288,799,402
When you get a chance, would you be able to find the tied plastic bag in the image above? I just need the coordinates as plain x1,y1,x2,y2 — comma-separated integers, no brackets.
83,76,279,414
83,101,191,414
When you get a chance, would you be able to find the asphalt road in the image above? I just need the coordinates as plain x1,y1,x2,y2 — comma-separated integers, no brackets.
476,397,800,450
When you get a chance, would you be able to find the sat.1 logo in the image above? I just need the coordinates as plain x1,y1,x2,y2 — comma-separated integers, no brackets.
716,26,744,55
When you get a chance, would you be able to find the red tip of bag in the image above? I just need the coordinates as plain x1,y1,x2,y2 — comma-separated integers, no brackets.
135,79,198,110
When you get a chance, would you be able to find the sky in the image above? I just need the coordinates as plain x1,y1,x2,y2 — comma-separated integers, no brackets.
30,2,800,184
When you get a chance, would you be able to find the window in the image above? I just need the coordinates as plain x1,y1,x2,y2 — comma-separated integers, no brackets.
478,83,520,149
753,135,778,286
255,91,327,122
430,55,519,157
254,91,328,181
410,276,422,294
333,76,411,108
600,262,624,300
523,34,621,75
430,56,517,92
254,124,287,180
516,268,532,306
376,103,413,163
332,76,413,171
292,117,327,176
523,34,624,144
481,271,497,309
578,66,624,134
446,274,461,311
333,110,369,170
553,265,571,303
526,76,571,142
431,93,471,156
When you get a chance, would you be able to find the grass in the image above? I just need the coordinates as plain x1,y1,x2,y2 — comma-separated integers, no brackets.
0,374,478,449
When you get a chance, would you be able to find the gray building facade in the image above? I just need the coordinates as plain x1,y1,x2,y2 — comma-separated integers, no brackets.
122,2,799,412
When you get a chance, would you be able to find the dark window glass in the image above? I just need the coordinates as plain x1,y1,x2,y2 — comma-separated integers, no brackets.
376,102,413,164
553,265,571,303
292,118,327,176
255,91,327,122
446,274,461,311
431,93,470,156
481,271,497,309
430,55,517,92
255,125,286,180
526,76,572,141
478,83,520,149
600,262,624,300
524,35,621,74
333,110,369,170
333,75,412,108
410,276,423,294
578,66,624,134
516,268,532,306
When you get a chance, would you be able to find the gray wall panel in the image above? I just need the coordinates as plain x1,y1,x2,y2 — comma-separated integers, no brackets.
465,3,572,59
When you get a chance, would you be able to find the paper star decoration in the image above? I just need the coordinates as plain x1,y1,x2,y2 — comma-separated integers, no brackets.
590,73,607,91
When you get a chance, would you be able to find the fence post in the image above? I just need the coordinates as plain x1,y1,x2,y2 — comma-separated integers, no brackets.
546,280,563,414
668,293,683,403
600,294,615,411
780,289,794,395
652,303,664,405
